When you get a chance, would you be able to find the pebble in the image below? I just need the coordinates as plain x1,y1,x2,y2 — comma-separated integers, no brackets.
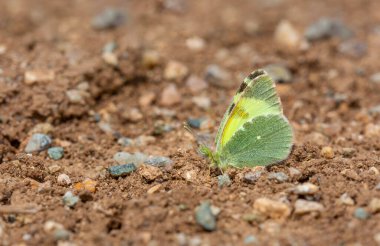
365,123,380,137
204,64,232,88
29,123,54,135
57,174,72,186
268,172,289,183
339,193,355,206
117,137,134,147
108,163,136,177
25,133,52,153
160,84,181,106
369,105,380,115
294,199,324,215
62,191,79,208
74,179,97,193
113,152,148,166
164,61,189,81
102,41,117,53
369,198,380,213
134,135,156,147
139,92,156,107
163,0,187,12
369,167,380,175
54,229,70,241
304,132,328,145
66,89,85,104
288,167,302,179
263,64,292,83
244,235,258,245
121,107,143,122
0,45,6,55
338,40,367,58
321,146,334,159
341,169,361,181
274,20,302,49
182,169,198,182
144,156,172,167
244,20,260,35
293,183,319,195
92,8,126,30
186,37,206,51
48,147,64,160
187,118,204,129
354,207,369,220
304,17,353,41
370,73,380,84
48,164,62,174
186,75,208,93
139,164,163,182
142,50,161,68
253,197,291,219
217,174,232,188
44,220,64,233
195,201,217,231
342,147,356,158
192,96,211,110
24,70,55,85
102,52,118,66
147,184,162,194
243,171,263,184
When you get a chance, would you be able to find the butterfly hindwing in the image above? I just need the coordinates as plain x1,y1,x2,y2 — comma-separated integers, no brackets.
216,70,282,151
219,114,293,168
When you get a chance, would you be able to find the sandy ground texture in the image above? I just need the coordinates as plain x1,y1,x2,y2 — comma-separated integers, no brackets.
1,0,380,245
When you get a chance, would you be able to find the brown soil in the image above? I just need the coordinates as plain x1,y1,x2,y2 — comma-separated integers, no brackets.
1,0,380,245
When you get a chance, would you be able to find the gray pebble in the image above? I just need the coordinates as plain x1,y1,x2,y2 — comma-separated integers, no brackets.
204,64,232,88
113,152,133,164
268,172,289,182
338,40,367,58
354,207,370,220
305,17,353,41
54,228,70,241
62,191,79,208
217,174,231,188
263,64,292,83
144,156,172,167
48,147,64,160
103,41,117,53
244,235,258,245
92,8,126,30
25,133,52,153
108,163,136,177
117,137,134,146
187,118,203,129
195,201,217,231
243,171,262,184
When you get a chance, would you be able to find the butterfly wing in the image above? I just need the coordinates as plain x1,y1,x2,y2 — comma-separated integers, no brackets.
219,114,293,168
215,70,283,152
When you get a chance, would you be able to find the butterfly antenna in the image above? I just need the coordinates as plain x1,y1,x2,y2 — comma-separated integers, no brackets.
183,122,207,146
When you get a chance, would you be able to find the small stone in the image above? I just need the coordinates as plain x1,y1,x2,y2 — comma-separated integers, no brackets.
108,163,136,177
164,61,189,81
54,229,70,241
274,20,302,49
294,199,324,215
66,89,85,104
288,167,302,179
369,105,380,114
268,172,289,183
304,17,353,41
186,75,208,93
117,137,134,147
338,40,367,58
57,174,72,186
186,37,206,51
293,183,319,195
0,45,6,55
217,174,231,188
369,198,380,213
263,64,292,83
113,152,133,164
339,193,355,206
48,164,62,174
369,167,380,175
253,197,291,219
370,73,380,84
160,84,181,106
147,184,162,194
244,235,258,245
204,64,232,88
102,52,118,66
144,156,172,167
153,122,173,135
25,133,52,153
192,96,211,110
44,220,64,233
243,171,263,184
354,207,369,220
62,191,79,208
121,107,143,122
139,92,156,107
187,118,204,129
163,0,187,12
304,132,328,145
29,123,54,135
74,179,97,193
341,169,361,181
139,164,163,182
182,169,198,182
134,136,156,147
342,148,356,158
321,146,334,159
48,147,64,160
365,123,380,137
142,50,161,68
102,41,117,53
92,8,126,30
374,233,380,245
24,70,55,85
244,20,260,35
195,201,217,231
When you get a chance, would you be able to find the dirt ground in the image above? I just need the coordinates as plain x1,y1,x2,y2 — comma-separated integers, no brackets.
1,0,380,245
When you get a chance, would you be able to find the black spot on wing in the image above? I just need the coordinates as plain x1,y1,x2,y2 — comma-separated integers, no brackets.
228,103,235,114
247,70,265,81
237,82,247,93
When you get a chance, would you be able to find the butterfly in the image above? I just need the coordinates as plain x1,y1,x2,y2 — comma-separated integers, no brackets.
199,69,293,169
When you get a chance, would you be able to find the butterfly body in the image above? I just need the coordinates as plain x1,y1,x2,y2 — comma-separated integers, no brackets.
201,69,293,168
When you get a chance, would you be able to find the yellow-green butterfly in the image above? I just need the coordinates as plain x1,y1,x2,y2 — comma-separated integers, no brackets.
200,69,293,169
